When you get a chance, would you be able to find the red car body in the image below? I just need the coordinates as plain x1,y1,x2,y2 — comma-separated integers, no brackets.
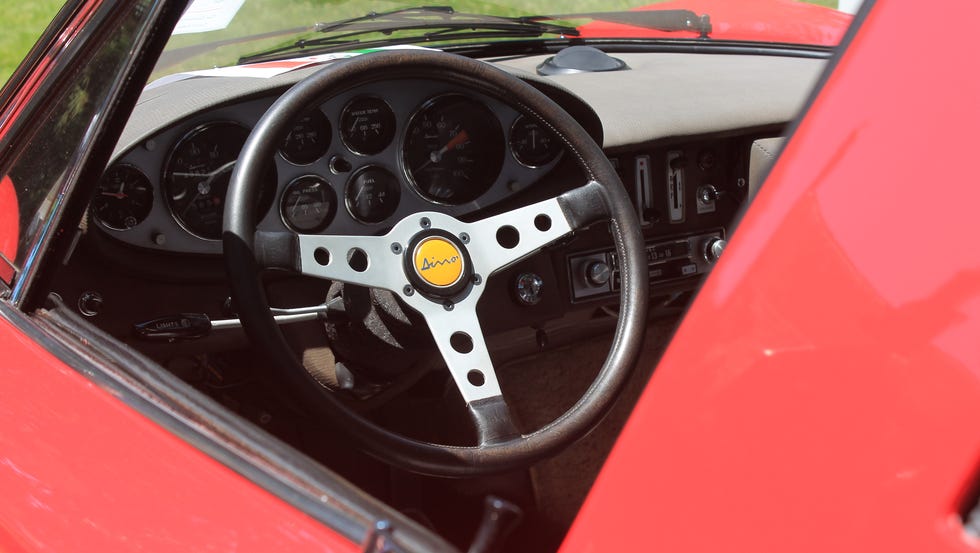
4,1,980,552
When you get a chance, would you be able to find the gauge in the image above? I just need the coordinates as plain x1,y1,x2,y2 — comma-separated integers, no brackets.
92,164,153,230
280,176,337,233
403,95,504,205
280,110,331,165
163,122,275,240
509,114,562,167
345,166,400,224
340,97,396,155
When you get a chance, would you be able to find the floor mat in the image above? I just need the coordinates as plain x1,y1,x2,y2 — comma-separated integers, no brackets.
498,317,679,530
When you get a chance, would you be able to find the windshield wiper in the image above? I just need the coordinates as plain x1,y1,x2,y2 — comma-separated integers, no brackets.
239,6,580,65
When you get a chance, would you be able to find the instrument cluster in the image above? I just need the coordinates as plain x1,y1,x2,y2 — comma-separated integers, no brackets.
91,80,564,255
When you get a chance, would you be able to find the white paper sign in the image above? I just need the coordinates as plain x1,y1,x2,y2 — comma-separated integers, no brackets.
173,0,246,35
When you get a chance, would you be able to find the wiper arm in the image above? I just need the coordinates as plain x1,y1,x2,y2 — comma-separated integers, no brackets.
239,6,579,65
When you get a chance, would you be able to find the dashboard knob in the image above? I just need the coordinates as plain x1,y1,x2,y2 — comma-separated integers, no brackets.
705,238,727,263
586,261,612,286
514,273,545,306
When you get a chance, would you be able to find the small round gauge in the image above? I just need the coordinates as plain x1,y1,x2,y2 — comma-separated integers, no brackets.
280,110,331,165
340,97,396,155
92,164,153,230
403,95,504,205
280,176,337,233
345,166,400,224
509,114,563,167
163,122,275,240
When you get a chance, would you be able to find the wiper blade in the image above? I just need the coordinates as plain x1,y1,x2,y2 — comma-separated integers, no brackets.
239,6,579,65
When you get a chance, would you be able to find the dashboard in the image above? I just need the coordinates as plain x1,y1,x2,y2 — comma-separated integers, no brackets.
76,50,823,336
94,80,565,255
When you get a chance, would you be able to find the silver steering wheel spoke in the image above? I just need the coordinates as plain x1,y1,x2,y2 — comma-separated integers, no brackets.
465,196,574,278
403,292,502,403
296,233,404,291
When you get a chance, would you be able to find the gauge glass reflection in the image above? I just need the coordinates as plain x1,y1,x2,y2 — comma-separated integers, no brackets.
280,176,337,233
509,114,562,167
163,122,275,240
403,95,504,205
93,164,153,230
340,97,396,155
345,166,400,224
280,110,331,165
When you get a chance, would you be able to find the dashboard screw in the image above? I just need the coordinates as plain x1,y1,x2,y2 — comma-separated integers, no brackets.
391,242,402,254
459,232,470,244
443,301,454,311
403,285,415,296
472,274,482,285
420,217,431,229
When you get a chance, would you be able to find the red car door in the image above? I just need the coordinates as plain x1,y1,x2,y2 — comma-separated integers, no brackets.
561,2,980,552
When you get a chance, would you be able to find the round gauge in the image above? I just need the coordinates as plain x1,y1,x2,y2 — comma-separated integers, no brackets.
403,95,504,205
280,176,337,233
340,97,396,155
92,164,153,230
345,166,400,224
509,114,563,167
280,110,331,165
163,122,275,240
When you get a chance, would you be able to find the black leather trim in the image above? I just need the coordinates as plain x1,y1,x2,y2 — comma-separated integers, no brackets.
468,397,521,446
223,49,648,477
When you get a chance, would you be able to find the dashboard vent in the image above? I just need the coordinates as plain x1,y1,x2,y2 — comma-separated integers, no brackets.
537,46,629,76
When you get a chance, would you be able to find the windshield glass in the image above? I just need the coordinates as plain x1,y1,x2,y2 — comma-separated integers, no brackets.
155,0,855,80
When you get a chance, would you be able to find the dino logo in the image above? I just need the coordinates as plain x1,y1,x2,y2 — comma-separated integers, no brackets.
412,237,465,288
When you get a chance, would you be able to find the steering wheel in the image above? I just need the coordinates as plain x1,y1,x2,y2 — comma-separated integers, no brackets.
224,49,648,477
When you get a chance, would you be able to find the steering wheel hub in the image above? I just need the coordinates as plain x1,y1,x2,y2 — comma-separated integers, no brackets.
405,231,472,298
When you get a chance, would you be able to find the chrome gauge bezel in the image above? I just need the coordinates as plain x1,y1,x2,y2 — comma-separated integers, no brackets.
401,93,505,206
91,163,155,232
339,96,397,156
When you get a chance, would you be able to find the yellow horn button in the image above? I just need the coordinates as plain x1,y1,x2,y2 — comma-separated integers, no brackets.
413,237,465,287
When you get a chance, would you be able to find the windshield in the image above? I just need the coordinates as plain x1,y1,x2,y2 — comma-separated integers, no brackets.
156,0,855,80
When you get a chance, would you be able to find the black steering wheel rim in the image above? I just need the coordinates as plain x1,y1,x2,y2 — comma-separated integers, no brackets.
223,49,648,477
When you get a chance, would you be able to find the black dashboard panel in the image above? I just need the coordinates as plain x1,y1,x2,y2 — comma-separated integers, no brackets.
93,79,564,255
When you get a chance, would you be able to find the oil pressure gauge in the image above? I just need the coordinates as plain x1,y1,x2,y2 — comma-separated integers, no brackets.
280,176,337,233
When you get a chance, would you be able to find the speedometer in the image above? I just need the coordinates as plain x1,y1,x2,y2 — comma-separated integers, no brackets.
403,95,504,205
163,122,275,240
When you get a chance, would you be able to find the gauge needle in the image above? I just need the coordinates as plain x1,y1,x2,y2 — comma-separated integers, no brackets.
415,130,470,173
100,191,128,199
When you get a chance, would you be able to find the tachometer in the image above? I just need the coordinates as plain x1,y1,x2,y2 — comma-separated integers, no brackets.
164,122,275,240
403,95,504,204
92,164,153,230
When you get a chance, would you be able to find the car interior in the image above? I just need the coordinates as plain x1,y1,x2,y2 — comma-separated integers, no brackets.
30,23,831,551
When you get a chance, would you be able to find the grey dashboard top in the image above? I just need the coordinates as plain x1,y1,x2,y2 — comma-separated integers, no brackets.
117,51,825,156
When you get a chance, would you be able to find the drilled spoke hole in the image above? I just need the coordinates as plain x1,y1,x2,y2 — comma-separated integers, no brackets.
314,247,331,266
347,248,368,272
496,226,520,249
467,370,485,387
450,332,474,354
534,214,552,231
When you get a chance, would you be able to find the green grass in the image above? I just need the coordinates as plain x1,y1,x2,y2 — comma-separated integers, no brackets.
2,0,843,88
0,0,66,85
